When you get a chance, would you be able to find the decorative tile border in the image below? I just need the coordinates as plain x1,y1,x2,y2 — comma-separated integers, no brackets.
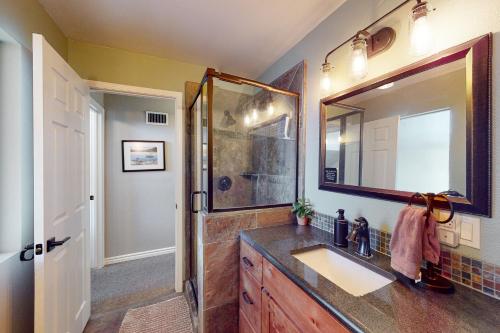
312,212,500,300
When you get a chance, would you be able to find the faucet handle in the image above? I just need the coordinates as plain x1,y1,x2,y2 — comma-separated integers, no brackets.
355,217,369,228
347,222,360,242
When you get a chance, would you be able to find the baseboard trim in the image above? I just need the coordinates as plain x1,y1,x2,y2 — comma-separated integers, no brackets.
104,246,175,266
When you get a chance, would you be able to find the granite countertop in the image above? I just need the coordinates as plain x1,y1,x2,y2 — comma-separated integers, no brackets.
241,224,500,333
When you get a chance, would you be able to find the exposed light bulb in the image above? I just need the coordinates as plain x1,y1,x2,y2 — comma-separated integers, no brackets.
411,15,432,55
320,62,332,91
252,109,258,121
410,1,433,56
351,38,368,79
244,115,251,126
267,103,274,115
321,73,331,91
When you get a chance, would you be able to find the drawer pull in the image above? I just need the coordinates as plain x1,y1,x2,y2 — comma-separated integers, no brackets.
242,291,254,305
242,256,254,268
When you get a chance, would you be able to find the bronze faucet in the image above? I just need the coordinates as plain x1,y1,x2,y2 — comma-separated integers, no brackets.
347,217,372,257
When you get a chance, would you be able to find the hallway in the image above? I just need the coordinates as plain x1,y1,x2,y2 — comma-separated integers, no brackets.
84,254,177,332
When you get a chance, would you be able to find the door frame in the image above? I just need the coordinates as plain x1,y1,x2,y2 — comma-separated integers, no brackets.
89,98,105,269
86,80,185,292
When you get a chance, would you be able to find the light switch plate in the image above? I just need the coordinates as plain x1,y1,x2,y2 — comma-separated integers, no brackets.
459,216,480,249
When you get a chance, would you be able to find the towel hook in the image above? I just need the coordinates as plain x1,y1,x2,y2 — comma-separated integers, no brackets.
407,191,456,294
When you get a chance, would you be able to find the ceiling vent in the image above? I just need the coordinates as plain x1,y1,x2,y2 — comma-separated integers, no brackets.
145,111,168,126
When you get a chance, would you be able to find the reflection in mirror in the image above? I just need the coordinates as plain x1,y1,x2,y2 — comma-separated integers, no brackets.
325,106,362,185
324,57,466,195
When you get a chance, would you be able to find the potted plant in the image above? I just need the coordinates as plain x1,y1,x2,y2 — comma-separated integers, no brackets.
292,198,314,226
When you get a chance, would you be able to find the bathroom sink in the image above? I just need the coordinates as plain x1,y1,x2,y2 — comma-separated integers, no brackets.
292,245,394,296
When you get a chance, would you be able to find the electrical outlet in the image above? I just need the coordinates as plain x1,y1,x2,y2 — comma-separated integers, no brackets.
438,228,459,247
437,211,461,247
459,216,480,249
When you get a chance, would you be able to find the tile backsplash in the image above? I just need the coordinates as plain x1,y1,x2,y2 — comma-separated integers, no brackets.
312,211,500,300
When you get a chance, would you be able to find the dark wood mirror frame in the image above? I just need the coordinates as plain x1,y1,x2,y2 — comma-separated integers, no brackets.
319,34,492,217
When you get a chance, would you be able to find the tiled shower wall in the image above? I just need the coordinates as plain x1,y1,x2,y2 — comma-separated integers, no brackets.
269,61,306,198
196,61,306,332
312,212,500,300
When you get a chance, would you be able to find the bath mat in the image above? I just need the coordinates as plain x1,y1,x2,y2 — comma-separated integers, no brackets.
119,295,193,333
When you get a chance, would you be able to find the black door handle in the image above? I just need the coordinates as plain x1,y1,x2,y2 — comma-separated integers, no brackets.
47,236,71,252
191,191,201,213
20,243,43,261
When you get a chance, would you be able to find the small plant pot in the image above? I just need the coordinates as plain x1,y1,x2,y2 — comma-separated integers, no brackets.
296,216,310,226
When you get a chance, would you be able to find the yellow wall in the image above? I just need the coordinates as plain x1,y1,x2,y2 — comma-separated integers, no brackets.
0,0,207,92
0,0,67,58
68,39,206,92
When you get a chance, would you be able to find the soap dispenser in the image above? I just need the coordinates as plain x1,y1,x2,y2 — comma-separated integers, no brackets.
334,209,348,247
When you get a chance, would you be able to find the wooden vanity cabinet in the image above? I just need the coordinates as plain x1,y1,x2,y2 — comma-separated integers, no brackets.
240,240,349,333
262,288,301,333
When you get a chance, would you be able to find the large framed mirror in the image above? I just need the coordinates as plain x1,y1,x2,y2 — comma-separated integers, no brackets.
319,34,491,216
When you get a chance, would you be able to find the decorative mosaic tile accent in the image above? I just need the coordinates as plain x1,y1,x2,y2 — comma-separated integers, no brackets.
311,211,500,300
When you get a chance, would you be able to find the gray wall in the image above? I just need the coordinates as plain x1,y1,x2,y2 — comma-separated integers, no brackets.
0,29,34,333
104,94,176,258
259,0,500,264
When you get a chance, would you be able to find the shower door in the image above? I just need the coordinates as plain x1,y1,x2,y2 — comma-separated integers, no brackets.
189,81,208,301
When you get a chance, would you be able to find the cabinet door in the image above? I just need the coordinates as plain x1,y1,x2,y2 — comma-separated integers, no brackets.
240,269,261,333
262,290,300,333
240,309,257,333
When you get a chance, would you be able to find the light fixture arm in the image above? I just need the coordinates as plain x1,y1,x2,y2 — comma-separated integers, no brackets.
322,0,411,66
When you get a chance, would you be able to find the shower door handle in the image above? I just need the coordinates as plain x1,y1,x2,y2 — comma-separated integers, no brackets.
191,191,201,213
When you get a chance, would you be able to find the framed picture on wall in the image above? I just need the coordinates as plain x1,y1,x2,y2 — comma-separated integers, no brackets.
122,140,165,172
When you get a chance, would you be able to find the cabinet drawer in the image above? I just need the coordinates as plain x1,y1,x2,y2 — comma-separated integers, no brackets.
241,240,263,283
263,259,349,333
239,309,257,333
240,269,261,333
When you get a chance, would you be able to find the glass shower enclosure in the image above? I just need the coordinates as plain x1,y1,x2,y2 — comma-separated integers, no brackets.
190,69,300,213
188,69,299,299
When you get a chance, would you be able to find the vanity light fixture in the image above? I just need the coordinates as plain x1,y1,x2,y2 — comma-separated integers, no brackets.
351,31,370,79
244,114,251,126
267,103,274,115
410,0,435,56
252,108,258,121
321,26,396,87
320,62,332,91
320,0,439,89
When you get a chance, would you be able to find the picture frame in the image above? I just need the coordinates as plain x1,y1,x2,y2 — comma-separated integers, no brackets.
122,140,166,172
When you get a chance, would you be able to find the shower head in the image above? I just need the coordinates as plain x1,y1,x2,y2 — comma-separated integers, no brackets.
220,110,236,128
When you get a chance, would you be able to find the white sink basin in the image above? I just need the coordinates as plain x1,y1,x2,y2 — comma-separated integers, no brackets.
293,246,394,296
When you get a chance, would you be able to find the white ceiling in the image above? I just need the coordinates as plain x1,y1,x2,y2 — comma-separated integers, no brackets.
38,0,345,78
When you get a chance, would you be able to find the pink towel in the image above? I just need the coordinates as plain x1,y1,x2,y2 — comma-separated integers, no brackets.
390,205,440,280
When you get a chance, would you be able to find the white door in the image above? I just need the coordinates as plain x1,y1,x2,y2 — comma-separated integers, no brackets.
344,123,361,185
33,34,90,333
362,116,399,189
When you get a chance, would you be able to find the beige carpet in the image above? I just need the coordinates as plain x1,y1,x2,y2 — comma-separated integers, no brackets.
119,296,193,333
